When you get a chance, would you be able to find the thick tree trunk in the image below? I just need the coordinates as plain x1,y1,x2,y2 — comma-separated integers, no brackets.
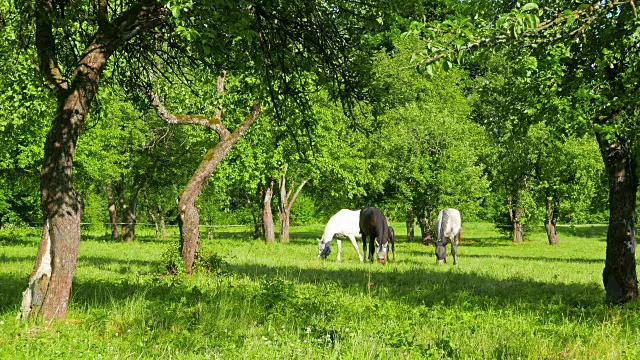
19,1,168,321
277,166,308,243
512,222,523,243
107,184,119,239
598,135,638,304
406,207,415,242
263,179,276,243
545,196,558,245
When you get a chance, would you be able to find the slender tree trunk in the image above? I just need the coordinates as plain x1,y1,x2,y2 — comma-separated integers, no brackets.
406,207,415,242
277,165,308,243
121,186,140,242
158,205,167,239
507,195,524,243
149,209,159,238
263,179,276,243
598,134,638,304
544,196,558,245
254,183,265,240
107,183,119,239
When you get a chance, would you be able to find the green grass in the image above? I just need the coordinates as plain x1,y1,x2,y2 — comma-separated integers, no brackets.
1,222,639,359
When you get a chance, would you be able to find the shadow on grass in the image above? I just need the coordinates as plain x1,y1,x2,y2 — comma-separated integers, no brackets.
464,253,603,264
556,225,608,239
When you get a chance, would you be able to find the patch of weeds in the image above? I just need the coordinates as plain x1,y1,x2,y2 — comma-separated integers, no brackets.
160,241,228,276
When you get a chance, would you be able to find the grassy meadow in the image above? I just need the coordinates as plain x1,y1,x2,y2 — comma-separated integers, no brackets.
1,222,640,359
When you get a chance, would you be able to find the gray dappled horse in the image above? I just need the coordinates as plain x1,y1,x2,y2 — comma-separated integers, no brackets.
435,208,462,265
359,207,395,263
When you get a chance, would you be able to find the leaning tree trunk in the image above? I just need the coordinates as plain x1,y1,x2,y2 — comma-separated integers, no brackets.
149,209,159,238
598,134,638,304
107,183,119,239
146,78,260,273
18,1,168,321
406,207,415,242
544,196,558,245
263,179,276,243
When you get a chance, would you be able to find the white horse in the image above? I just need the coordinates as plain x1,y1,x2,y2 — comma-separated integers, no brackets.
435,208,462,265
318,209,364,262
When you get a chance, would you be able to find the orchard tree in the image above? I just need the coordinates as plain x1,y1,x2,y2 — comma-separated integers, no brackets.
411,0,638,303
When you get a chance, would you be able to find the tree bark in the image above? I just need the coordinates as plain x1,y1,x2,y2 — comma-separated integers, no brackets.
263,178,276,243
158,205,167,239
107,183,119,239
597,134,638,304
19,0,168,321
149,209,159,238
121,185,140,242
544,195,558,245
406,207,415,242
253,182,265,240
507,195,524,243
277,164,308,243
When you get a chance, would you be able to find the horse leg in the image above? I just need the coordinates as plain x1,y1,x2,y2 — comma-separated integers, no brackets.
452,232,461,265
362,234,367,262
369,237,375,262
391,237,395,261
336,239,343,262
349,235,363,262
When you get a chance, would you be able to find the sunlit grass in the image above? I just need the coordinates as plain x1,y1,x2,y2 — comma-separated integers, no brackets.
1,222,638,359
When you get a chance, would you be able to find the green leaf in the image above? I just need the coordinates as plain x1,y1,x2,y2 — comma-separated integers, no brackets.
521,3,539,12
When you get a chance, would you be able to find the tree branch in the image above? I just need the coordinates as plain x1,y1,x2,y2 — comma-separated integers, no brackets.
35,0,68,91
143,86,231,139
286,179,308,212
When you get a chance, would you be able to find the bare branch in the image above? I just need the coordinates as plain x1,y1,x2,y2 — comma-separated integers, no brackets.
143,87,231,139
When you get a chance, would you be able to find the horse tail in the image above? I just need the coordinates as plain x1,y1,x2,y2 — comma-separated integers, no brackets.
439,209,449,244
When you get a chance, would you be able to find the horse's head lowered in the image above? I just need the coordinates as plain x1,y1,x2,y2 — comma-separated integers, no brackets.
317,239,331,259
376,227,394,264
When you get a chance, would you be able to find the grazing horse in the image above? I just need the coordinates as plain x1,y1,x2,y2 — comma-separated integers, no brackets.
435,208,462,265
318,209,364,262
359,207,395,263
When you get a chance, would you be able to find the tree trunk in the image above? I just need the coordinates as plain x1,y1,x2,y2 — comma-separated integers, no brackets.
507,195,524,243
254,183,265,240
107,183,119,239
149,209,159,238
277,166,308,243
512,221,523,243
544,196,558,245
597,134,638,304
146,74,261,273
121,186,140,242
406,207,415,242
158,205,167,239
263,179,276,243
19,1,169,321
